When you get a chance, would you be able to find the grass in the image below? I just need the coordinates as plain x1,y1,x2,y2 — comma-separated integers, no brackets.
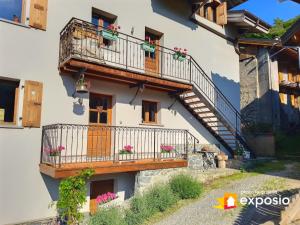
275,132,300,158
248,160,286,174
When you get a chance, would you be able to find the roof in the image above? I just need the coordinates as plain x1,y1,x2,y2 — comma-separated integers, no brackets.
238,37,281,46
228,10,271,34
190,0,248,9
227,0,248,9
281,17,300,46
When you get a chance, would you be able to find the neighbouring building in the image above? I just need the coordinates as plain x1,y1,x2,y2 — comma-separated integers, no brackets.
239,18,300,132
0,0,268,224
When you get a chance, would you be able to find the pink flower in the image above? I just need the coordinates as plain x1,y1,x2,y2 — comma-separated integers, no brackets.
96,192,118,205
161,145,175,152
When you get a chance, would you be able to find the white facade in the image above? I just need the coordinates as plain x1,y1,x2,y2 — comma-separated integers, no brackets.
0,0,240,224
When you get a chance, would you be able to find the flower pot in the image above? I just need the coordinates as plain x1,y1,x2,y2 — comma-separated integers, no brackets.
49,155,60,164
98,198,120,209
217,160,226,169
173,53,186,62
101,30,118,41
141,43,155,53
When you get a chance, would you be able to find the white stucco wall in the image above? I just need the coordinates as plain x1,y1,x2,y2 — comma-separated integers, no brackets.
0,0,240,224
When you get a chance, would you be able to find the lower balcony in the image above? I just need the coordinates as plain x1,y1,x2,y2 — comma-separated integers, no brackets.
39,124,198,178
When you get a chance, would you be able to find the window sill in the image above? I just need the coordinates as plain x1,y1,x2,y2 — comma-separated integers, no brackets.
139,123,164,127
0,124,24,129
0,18,30,29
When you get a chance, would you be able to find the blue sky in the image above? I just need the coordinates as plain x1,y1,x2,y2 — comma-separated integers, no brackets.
234,0,300,25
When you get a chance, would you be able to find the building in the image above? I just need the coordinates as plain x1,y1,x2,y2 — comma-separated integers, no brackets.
239,18,300,133
0,0,267,224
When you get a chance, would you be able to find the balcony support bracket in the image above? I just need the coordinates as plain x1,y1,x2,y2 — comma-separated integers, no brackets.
129,82,145,105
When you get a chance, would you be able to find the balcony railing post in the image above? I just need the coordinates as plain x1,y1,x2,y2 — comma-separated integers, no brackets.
59,125,63,168
126,36,128,70
40,127,45,164
185,131,188,159
113,128,117,163
189,57,192,83
154,129,156,161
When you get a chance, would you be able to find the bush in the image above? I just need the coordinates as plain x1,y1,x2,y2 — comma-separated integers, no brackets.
89,207,126,225
125,184,178,225
146,185,178,212
125,195,154,225
169,174,203,199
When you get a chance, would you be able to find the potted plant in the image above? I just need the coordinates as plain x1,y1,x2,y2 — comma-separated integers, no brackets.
44,145,65,163
96,192,119,209
141,36,156,53
119,145,133,154
101,24,121,41
173,47,187,61
160,145,175,153
234,147,244,160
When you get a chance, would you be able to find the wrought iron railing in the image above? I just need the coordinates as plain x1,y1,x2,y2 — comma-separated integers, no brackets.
41,124,199,167
59,18,251,152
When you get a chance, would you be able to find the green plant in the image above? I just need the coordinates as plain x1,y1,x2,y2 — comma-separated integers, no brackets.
56,169,94,225
125,195,155,225
146,185,178,212
169,174,203,199
89,207,126,225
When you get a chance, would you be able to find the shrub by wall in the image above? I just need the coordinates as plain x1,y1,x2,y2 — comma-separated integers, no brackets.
169,174,203,199
89,207,126,225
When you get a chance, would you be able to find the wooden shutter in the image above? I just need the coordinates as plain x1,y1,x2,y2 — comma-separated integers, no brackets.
198,6,205,17
22,81,43,127
216,2,227,26
291,95,295,107
29,0,48,30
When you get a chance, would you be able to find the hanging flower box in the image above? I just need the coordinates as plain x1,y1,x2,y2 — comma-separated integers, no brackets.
97,192,119,209
101,24,120,41
173,47,187,62
141,42,156,53
141,36,156,53
160,145,175,153
119,145,134,154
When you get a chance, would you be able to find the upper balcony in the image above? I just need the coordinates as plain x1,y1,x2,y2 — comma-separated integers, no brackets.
59,18,193,92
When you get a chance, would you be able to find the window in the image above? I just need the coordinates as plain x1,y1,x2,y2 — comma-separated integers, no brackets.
92,8,117,47
142,101,158,124
0,79,19,124
0,0,24,23
89,93,112,125
0,0,48,30
196,0,227,26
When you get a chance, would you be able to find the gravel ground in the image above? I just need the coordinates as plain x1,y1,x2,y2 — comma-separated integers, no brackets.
154,163,300,225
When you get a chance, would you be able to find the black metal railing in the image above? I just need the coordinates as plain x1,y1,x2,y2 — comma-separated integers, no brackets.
41,124,199,167
59,18,251,152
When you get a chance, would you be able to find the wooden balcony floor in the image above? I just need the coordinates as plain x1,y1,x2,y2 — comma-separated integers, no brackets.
40,159,187,179
60,57,192,93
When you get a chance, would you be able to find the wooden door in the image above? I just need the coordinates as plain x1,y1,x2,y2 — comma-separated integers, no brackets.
87,93,112,157
145,36,160,75
90,179,114,214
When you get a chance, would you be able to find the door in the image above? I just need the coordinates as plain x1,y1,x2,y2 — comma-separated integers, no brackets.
90,179,114,214
145,31,161,75
87,93,112,157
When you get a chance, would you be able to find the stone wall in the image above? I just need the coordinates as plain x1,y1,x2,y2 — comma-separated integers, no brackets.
134,150,236,194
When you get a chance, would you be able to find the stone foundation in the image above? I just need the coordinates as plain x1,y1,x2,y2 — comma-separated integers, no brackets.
135,150,237,194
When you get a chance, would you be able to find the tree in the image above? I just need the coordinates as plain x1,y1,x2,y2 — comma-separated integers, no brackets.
243,15,300,39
